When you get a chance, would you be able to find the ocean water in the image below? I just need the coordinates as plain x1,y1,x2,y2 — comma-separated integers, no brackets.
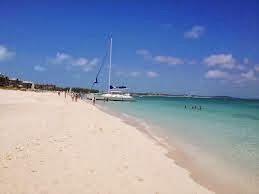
96,96,259,192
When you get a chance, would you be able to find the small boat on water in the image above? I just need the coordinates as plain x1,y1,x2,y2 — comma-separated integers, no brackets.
102,86,134,101
87,88,134,101
86,36,134,101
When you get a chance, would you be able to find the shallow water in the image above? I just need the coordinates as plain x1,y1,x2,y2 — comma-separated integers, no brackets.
96,96,259,193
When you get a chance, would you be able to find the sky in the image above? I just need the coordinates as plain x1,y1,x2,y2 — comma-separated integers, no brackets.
0,0,259,98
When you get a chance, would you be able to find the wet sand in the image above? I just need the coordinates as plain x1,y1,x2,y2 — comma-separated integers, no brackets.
97,105,250,194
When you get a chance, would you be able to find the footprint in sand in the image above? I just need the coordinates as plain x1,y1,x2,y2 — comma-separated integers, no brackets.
136,177,144,182
48,136,54,143
117,165,128,172
32,139,41,146
15,145,24,152
1,162,8,168
111,129,120,135
88,169,96,174
5,154,12,160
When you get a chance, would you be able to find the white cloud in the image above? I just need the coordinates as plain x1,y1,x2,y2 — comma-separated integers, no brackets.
136,49,150,56
187,59,197,65
254,65,259,72
205,68,258,85
129,71,141,77
243,58,249,65
184,26,205,39
153,55,184,65
146,71,159,78
88,58,99,66
82,58,99,72
203,54,236,69
0,45,15,61
82,67,91,72
137,49,185,65
49,52,98,72
73,57,88,66
115,71,124,77
236,64,246,70
136,49,152,59
34,65,46,72
51,52,72,64
205,70,229,79
241,70,257,81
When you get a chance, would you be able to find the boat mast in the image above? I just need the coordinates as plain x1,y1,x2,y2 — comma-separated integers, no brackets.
108,36,112,93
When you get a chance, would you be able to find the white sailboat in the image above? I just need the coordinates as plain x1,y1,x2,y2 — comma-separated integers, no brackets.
87,36,134,101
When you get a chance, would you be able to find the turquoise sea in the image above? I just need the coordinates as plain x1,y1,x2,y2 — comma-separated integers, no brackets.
96,96,259,193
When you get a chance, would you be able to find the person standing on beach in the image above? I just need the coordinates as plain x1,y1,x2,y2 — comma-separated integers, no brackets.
65,91,67,98
92,96,96,105
71,93,75,102
75,93,78,102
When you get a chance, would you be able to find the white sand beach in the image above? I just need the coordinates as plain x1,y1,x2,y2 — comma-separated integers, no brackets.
0,89,213,194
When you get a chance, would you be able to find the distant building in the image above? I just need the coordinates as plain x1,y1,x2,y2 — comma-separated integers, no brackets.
0,74,9,87
31,83,35,90
35,84,56,91
0,73,96,93
22,81,34,89
8,78,22,88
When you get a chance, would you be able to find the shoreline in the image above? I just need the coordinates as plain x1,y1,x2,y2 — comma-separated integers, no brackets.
95,101,253,194
0,89,213,194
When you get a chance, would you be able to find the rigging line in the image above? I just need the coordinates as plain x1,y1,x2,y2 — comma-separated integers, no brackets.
90,40,109,90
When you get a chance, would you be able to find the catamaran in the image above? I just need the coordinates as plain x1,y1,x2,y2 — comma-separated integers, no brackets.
87,37,134,101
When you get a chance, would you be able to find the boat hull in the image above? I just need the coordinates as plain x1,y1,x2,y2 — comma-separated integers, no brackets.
86,93,134,101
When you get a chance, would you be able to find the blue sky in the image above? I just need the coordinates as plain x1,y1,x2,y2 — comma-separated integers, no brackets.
0,0,259,98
